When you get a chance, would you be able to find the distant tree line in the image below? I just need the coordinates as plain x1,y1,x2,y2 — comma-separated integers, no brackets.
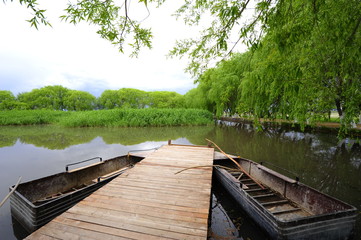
0,86,189,111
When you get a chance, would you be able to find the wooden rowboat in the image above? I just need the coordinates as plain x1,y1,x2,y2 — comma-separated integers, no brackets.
9,152,148,233
213,155,357,240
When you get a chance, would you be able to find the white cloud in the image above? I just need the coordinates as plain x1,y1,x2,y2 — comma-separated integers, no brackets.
0,0,196,97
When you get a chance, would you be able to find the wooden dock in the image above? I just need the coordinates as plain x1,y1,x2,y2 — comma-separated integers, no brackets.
25,144,215,239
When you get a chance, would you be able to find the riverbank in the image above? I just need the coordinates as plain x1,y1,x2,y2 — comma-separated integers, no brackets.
0,109,213,127
219,117,361,137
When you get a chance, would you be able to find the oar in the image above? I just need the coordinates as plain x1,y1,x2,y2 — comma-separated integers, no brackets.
0,176,22,208
206,138,265,189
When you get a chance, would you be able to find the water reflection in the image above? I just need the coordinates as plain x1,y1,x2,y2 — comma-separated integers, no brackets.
209,182,270,240
0,125,360,239
0,126,214,149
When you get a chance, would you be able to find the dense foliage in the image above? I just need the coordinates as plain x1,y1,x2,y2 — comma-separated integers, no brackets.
0,86,187,111
0,109,213,127
184,0,361,136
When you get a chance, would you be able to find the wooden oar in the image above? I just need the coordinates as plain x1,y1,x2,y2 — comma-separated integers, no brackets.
206,138,265,189
0,176,22,208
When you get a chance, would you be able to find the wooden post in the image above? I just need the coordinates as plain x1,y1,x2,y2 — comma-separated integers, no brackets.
168,139,172,145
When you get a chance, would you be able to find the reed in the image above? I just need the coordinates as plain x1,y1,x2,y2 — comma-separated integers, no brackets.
0,109,213,127
0,110,69,125
58,108,213,127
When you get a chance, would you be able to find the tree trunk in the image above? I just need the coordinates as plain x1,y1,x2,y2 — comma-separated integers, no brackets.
335,98,343,118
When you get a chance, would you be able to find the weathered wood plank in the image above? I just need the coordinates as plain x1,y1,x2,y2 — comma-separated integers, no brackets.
52,216,171,240
66,205,207,230
95,190,210,209
77,200,209,222
114,174,211,186
24,231,59,240
60,211,206,239
103,183,210,199
96,186,210,205
90,194,209,214
108,177,211,191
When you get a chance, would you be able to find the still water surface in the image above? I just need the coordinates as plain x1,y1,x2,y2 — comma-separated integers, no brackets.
0,124,360,239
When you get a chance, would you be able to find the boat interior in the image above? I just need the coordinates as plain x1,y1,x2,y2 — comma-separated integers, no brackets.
215,157,356,223
227,169,312,221
15,155,143,205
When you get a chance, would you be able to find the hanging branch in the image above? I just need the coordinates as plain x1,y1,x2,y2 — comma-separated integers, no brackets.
205,138,265,189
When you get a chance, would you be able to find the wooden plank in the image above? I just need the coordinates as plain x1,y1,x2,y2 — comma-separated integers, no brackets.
115,174,211,186
59,211,206,239
116,173,212,184
24,232,59,240
26,145,214,240
125,165,212,175
90,194,209,214
51,217,171,240
107,179,211,192
66,205,207,230
62,209,208,236
109,177,211,191
104,183,210,197
95,187,210,206
95,190,210,209
103,183,210,199
77,199,209,222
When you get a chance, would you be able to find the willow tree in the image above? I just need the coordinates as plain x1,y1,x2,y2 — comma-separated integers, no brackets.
17,85,70,110
64,90,96,111
187,0,360,134
194,53,251,117
238,0,361,133
0,90,17,110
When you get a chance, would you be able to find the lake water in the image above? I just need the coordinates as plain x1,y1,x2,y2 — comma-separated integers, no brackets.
0,124,360,239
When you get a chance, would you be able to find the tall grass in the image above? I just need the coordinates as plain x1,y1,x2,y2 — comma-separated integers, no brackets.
0,109,213,127
58,108,213,127
0,110,70,125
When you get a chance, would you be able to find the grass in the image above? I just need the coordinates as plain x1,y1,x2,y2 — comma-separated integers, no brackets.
0,110,70,125
0,109,213,127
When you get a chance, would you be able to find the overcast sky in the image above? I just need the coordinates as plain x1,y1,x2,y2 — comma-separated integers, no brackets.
0,0,205,97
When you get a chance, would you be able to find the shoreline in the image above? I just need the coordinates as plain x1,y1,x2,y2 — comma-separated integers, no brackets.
218,117,361,137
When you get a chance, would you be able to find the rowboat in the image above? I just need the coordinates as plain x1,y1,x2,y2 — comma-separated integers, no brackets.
9,152,148,233
213,155,357,240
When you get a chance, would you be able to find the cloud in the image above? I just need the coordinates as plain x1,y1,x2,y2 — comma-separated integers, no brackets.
0,0,196,97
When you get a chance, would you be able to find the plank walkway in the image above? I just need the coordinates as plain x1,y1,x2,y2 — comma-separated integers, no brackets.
25,144,215,240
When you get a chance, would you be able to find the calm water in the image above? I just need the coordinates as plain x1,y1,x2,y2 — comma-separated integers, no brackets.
0,124,360,239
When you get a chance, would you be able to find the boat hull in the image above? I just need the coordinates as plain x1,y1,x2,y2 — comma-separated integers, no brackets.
214,161,357,240
10,155,142,233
